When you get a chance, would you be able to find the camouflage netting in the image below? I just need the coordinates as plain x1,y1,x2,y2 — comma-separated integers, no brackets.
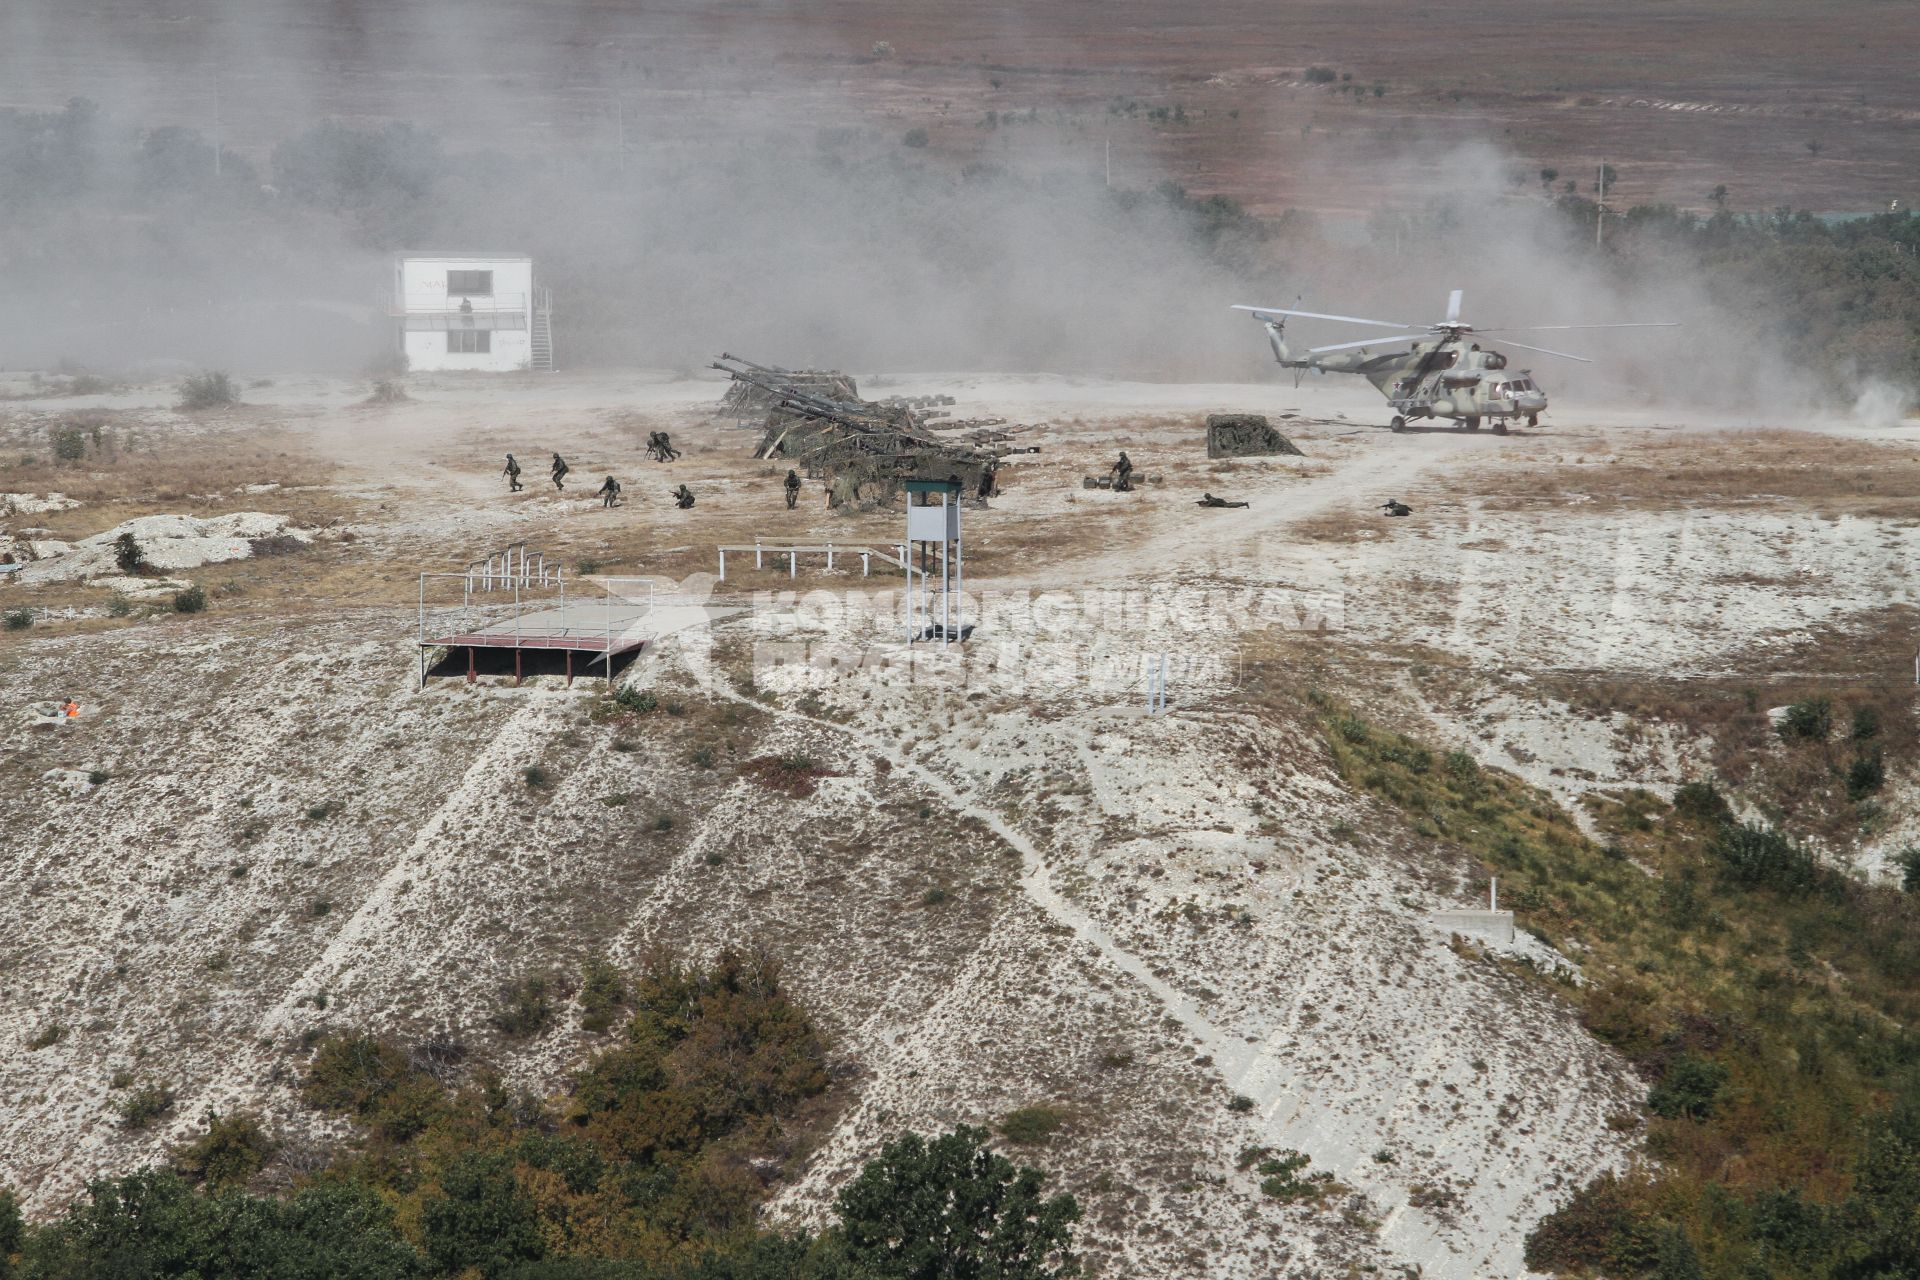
1206,414,1305,459
714,355,1001,509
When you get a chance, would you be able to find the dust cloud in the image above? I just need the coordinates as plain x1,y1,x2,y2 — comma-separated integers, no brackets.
0,4,1884,417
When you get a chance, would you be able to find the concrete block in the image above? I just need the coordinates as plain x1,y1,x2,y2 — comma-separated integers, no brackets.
1432,909,1515,945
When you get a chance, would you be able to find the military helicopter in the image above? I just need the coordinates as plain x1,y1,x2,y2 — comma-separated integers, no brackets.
1232,290,1676,433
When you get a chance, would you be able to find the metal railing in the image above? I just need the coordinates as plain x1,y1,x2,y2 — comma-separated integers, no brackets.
465,542,562,593
384,291,549,316
716,540,907,581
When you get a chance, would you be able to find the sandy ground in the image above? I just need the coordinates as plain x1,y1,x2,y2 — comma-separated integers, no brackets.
4,367,1918,1277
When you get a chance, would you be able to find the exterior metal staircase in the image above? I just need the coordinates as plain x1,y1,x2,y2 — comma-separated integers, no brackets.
530,286,555,370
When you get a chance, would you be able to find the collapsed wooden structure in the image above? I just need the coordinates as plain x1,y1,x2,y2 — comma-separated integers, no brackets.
712,354,1007,509
714,354,861,420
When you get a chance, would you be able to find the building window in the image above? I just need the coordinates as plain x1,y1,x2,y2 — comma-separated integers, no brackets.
448,330,492,354
447,269,493,296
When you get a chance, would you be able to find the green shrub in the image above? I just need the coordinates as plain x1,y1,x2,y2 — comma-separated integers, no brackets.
835,1127,1079,1277
302,1033,412,1115
28,1022,63,1049
2,608,31,631
1852,704,1883,741
998,1104,1068,1145
1647,1053,1728,1120
902,127,930,148
1778,696,1832,741
1244,1148,1329,1202
1713,821,1825,895
1227,1094,1256,1113
614,686,657,713
106,591,132,617
172,584,207,614
523,764,552,791
1304,65,1339,83
177,370,237,410
1670,778,1733,825
53,425,86,460
113,530,146,573
1897,846,1920,893
171,1110,275,1191
920,886,951,907
578,955,626,1033
422,1151,546,1276
1848,748,1886,800
489,976,555,1038
1525,1172,1663,1275
115,1083,177,1130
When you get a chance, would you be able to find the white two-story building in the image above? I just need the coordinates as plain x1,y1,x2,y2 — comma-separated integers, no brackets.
388,253,553,372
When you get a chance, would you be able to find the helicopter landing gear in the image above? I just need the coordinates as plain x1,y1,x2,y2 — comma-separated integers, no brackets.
1390,415,1407,432
1462,415,1481,432
1492,420,1509,435
1527,414,1539,428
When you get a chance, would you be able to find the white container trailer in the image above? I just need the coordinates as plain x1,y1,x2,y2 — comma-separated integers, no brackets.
389,253,553,372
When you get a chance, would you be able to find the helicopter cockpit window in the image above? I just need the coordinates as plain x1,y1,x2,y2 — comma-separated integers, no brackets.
1485,352,1507,369
1434,351,1457,370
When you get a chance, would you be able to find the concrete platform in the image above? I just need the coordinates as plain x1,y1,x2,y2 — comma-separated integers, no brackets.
419,597,746,686
428,601,653,653
1430,909,1516,945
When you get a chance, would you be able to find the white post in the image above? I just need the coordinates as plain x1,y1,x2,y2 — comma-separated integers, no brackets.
789,550,796,580
755,539,763,570
1596,160,1607,248
826,543,834,571
1491,877,1498,912
718,549,726,582
955,518,964,641
860,551,870,577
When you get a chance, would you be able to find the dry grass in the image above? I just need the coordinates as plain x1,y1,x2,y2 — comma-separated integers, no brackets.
1474,430,1920,517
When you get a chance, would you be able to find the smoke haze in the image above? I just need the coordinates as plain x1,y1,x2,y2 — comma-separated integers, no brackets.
0,1,1900,415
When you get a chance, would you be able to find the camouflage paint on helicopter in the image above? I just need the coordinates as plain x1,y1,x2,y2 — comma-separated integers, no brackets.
1233,289,1675,434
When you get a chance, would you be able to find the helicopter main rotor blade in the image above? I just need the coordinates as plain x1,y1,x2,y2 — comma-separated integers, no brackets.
1444,289,1464,324
1495,338,1594,363
1307,335,1430,354
1232,304,1413,330
1476,322,1681,332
